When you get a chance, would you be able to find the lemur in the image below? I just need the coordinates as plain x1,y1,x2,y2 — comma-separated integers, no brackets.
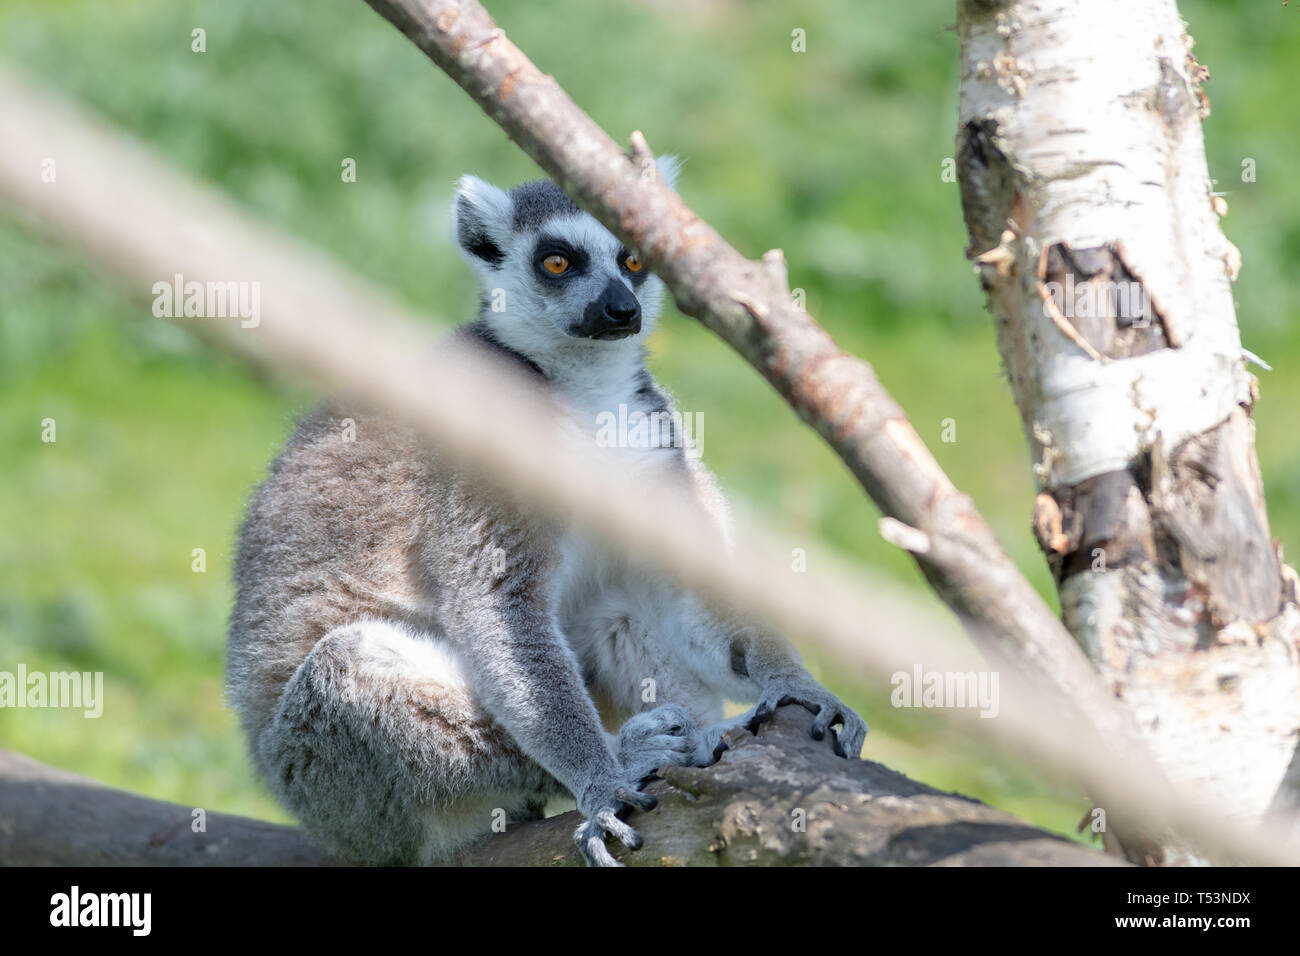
225,157,868,866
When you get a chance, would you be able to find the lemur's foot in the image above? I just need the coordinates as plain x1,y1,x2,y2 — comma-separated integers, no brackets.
574,704,703,866
740,675,869,759
616,703,703,783
573,778,658,868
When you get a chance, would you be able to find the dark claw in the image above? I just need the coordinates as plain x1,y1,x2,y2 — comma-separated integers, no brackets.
712,738,730,762
810,706,843,742
747,700,774,733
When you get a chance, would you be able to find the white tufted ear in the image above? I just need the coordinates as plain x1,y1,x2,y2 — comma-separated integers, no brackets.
655,154,683,190
452,175,513,266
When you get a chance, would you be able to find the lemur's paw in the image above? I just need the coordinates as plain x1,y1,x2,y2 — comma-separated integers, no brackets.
745,676,869,759
573,781,658,867
616,704,704,782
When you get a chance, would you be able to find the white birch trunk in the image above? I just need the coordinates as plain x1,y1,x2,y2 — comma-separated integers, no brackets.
955,0,1300,852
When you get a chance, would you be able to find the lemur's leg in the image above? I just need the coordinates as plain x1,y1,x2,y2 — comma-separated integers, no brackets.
256,618,563,865
567,595,730,779
590,579,869,765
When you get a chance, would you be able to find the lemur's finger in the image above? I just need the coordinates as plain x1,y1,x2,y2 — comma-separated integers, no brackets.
843,718,869,759
614,786,657,812
596,809,643,850
575,823,623,868
831,729,848,758
627,765,664,785
656,704,690,735
751,690,798,731
644,733,694,753
747,700,775,733
832,718,867,760
810,706,840,741
791,695,822,717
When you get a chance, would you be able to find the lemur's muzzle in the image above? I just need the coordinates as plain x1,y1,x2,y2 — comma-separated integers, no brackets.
575,279,642,340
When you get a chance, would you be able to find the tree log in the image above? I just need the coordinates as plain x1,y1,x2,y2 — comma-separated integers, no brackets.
0,751,333,867
0,707,1114,867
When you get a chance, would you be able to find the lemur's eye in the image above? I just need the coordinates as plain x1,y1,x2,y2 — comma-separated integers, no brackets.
623,253,644,273
542,254,570,275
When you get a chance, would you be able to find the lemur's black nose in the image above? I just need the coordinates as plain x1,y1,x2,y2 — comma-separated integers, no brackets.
602,282,641,327
577,279,642,340
604,300,640,325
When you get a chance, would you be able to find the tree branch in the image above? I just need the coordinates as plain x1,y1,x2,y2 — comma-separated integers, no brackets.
0,708,1115,867
0,749,333,866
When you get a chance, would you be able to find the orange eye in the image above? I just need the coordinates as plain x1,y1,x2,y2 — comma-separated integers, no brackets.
623,253,643,273
542,254,570,275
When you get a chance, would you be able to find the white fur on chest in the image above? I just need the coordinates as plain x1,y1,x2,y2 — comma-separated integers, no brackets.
550,410,683,681
566,372,685,473
545,362,695,692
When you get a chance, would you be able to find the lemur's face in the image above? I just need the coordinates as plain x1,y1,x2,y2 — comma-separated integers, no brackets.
452,158,679,359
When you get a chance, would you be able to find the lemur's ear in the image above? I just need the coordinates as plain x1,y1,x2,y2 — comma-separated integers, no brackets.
453,175,512,267
655,154,683,190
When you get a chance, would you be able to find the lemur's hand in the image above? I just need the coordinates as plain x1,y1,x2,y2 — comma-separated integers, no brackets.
743,674,869,759
616,703,704,782
572,771,658,868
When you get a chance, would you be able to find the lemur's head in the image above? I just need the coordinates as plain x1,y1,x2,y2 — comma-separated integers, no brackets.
452,156,680,362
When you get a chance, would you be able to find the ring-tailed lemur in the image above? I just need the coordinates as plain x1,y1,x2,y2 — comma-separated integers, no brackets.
226,157,868,866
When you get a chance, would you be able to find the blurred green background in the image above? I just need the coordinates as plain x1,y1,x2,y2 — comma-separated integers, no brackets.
1,0,1297,849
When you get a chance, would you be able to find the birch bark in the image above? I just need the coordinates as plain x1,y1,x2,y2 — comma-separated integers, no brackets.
956,0,1300,839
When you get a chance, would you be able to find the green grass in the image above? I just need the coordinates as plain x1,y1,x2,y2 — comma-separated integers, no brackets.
1,0,1296,847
